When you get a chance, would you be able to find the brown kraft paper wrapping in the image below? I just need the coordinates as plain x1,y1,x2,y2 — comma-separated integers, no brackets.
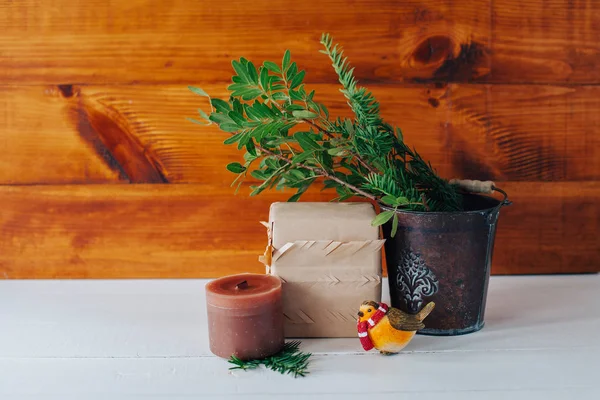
260,202,384,338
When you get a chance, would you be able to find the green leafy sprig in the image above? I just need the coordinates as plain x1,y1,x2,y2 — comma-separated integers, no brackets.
228,341,311,378
189,33,463,234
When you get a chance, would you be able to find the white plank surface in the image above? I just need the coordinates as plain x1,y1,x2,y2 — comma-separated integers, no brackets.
1,276,599,399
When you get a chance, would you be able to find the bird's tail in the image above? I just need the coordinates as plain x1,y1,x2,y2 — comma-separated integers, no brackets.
416,302,435,322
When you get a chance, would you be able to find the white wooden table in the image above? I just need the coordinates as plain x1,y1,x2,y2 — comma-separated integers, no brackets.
1,275,599,399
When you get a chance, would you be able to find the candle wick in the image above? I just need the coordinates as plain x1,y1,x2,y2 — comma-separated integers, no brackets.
236,280,249,290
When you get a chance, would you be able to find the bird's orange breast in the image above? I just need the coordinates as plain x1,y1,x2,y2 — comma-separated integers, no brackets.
369,316,417,353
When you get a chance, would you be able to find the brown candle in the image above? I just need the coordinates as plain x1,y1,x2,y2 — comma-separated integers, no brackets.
206,273,284,360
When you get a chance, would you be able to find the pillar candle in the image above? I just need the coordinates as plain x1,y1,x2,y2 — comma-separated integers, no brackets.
205,273,284,360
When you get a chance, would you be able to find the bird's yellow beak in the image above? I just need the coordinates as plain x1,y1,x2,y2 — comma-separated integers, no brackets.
357,305,372,323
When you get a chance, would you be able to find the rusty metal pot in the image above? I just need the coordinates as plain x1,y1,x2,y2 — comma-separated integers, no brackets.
381,181,511,335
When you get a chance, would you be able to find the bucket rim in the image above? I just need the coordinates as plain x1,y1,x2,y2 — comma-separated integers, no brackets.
379,191,509,216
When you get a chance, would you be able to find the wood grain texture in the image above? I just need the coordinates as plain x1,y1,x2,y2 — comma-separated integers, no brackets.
0,0,491,84
448,84,600,181
0,87,124,184
1,0,599,277
0,185,329,279
5,0,600,84
0,183,597,279
2,83,598,184
492,0,600,83
494,181,600,274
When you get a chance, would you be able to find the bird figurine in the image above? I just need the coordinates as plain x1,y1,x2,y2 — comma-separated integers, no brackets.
357,300,435,355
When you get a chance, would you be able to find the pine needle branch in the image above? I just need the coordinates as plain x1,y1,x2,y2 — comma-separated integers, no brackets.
228,341,311,378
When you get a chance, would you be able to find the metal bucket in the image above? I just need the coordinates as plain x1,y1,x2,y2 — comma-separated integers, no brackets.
381,186,511,336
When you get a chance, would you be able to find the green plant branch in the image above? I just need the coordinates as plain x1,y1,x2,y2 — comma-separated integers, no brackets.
302,118,334,138
255,62,379,179
256,144,377,201
188,33,464,224
301,118,380,176
420,193,430,211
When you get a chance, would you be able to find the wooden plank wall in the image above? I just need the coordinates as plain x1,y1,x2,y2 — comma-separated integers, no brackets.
0,0,598,278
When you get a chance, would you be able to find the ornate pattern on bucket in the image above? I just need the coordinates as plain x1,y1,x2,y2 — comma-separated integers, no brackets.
396,251,439,314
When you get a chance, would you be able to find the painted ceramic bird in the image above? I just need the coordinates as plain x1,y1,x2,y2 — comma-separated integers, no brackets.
357,300,435,355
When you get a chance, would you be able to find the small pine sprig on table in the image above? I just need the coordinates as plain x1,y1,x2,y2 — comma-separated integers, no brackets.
228,340,311,378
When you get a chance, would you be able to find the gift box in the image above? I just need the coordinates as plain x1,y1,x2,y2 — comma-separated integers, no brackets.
261,202,384,338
